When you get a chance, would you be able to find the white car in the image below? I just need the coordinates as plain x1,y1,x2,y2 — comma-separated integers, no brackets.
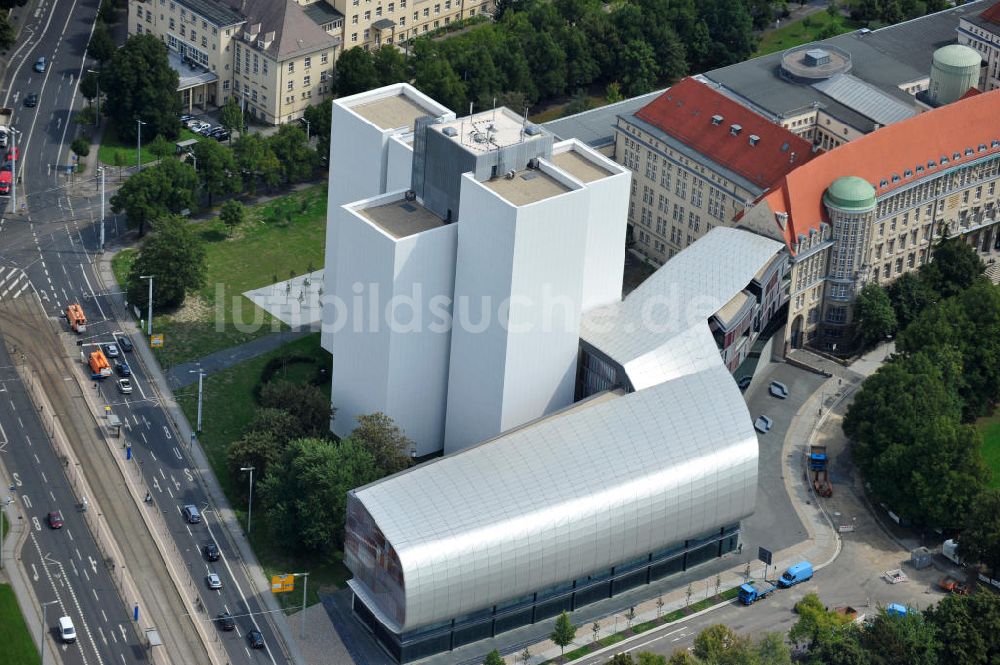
118,378,133,394
769,381,789,399
754,415,773,433
206,573,222,590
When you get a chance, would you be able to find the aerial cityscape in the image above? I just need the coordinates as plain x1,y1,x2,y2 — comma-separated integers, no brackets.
0,1,999,665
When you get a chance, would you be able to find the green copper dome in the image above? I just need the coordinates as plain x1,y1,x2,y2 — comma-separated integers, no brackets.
933,44,982,71
824,176,876,211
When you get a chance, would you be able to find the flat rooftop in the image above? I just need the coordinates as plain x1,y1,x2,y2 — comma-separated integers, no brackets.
358,199,444,239
483,169,571,206
550,149,613,183
350,93,435,131
433,107,547,154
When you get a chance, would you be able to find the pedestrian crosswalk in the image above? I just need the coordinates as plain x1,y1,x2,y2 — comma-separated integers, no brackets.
0,266,32,300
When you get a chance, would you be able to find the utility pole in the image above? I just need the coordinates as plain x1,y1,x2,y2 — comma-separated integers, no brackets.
98,167,106,252
40,599,59,665
10,128,19,212
140,275,154,336
0,496,12,569
189,367,205,431
136,118,146,172
240,466,254,534
87,68,100,126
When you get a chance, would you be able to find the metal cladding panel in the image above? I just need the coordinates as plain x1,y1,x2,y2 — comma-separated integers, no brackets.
353,362,758,631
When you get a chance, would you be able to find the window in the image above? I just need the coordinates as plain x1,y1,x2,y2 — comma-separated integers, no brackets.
826,307,847,324
170,18,175,29
434,3,440,12
352,15,358,23
288,62,294,73
376,6,382,15
365,10,371,19
423,7,429,16
321,52,329,64
304,56,311,68
303,75,310,87
201,36,207,47
399,16,405,25
251,89,257,102
389,2,394,9
287,80,294,91
222,80,230,90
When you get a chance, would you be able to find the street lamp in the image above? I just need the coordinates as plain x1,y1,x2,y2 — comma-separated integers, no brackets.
240,466,254,534
139,275,154,336
302,117,310,140
0,495,12,569
136,118,147,172
97,166,106,252
189,367,205,431
10,127,21,212
40,599,59,665
186,151,197,172
86,68,100,125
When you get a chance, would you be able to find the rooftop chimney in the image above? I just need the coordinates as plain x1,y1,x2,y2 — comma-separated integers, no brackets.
749,134,760,147
711,114,723,126
730,124,742,136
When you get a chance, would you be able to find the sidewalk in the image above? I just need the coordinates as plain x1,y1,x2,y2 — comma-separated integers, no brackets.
165,327,313,389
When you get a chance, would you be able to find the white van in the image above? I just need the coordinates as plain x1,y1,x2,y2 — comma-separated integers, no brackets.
58,616,76,643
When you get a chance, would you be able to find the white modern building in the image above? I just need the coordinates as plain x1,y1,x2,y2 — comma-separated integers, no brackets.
323,84,630,455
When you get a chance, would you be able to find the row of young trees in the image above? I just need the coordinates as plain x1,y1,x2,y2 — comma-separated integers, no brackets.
845,237,1000,571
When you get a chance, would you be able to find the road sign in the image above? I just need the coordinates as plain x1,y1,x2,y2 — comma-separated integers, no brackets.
758,546,772,566
150,333,164,348
271,574,294,593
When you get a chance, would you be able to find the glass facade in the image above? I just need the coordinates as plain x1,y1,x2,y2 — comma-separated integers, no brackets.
351,523,740,663
344,497,406,627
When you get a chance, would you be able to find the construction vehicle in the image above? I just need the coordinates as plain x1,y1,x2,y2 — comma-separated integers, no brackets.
813,468,833,497
738,581,777,605
938,575,970,595
88,350,112,379
809,445,828,471
66,304,87,333
0,107,13,149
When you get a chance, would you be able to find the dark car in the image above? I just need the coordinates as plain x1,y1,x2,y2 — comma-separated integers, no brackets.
216,612,235,631
736,376,752,391
102,343,120,358
211,130,231,142
115,360,131,377
204,543,220,561
1,162,11,172
247,629,264,649
24,93,38,107
180,114,194,123
116,335,133,352
47,510,64,529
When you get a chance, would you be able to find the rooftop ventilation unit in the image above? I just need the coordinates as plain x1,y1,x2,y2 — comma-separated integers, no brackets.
524,125,542,136
404,190,417,202
527,158,539,169
711,115,724,125
442,126,458,137
505,170,516,180
749,134,760,146
730,124,742,136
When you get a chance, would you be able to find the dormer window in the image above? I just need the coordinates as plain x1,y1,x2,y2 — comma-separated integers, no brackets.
928,160,937,168
879,179,888,188
729,124,742,136
711,114,723,125
904,169,912,178
916,165,924,174
891,174,900,183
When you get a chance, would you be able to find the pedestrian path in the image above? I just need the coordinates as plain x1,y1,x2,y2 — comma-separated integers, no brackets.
165,327,314,388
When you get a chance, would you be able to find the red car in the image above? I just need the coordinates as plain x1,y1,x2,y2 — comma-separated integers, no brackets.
6,146,19,163
47,511,64,529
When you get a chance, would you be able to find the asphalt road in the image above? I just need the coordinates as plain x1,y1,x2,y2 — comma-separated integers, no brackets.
0,1,291,663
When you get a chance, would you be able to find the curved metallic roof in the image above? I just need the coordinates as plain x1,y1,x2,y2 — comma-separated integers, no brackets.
351,363,758,631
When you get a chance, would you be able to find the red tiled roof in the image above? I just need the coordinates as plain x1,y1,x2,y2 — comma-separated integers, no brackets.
633,78,817,190
981,0,1000,25
755,88,1000,252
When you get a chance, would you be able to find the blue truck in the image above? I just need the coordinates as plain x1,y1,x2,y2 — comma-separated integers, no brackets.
738,582,777,605
809,445,828,471
778,561,814,588
886,603,912,617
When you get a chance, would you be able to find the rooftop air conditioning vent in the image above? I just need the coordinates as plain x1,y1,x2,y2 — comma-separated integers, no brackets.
730,124,742,136
404,190,417,201
527,158,539,169
749,134,760,146
442,126,458,137
711,114,723,125
524,125,542,136
472,131,486,143
505,170,516,180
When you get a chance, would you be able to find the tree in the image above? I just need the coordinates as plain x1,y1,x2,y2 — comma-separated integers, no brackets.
110,158,198,235
87,21,116,65
854,283,897,349
637,654,666,665
0,13,14,50
125,215,205,309
101,34,181,141
350,412,413,477
258,380,333,436
192,139,240,205
70,137,90,159
336,47,380,95
303,101,331,164
790,593,852,647
666,653,698,665
619,40,658,96
624,606,636,631
219,97,246,137
227,430,281,497
957,489,1000,577
923,592,1000,665
887,272,935,330
113,150,129,181
97,0,117,23
591,620,600,644
219,199,246,236
80,71,100,105
693,624,743,662
919,235,986,299
260,437,380,552
550,610,576,655
147,135,174,160
247,407,309,446
373,46,408,86
606,82,624,103
756,632,792,665
861,608,940,665
607,655,635,665
233,132,280,195
482,649,504,665
267,124,316,184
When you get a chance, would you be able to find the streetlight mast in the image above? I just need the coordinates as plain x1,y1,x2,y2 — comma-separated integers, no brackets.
139,275,154,336
240,466,255,534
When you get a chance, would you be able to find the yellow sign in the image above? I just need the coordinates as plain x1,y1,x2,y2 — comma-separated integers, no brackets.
150,334,164,348
271,574,294,593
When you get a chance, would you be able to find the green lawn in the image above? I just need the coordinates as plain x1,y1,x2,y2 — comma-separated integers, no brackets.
97,120,203,170
0,584,40,665
115,185,328,368
176,333,344,609
978,411,1000,489
755,12,863,57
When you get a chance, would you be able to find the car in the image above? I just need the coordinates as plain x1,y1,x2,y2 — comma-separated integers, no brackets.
203,543,220,561
180,114,194,123
185,119,203,130
47,510,64,528
754,415,773,433
769,381,789,399
102,343,120,358
24,93,37,107
216,612,235,631
116,335,134,352
212,130,231,142
0,162,11,172
247,629,265,649
197,124,217,136
736,376,752,391
182,504,201,523
191,121,211,133
118,378,133,394
6,147,19,163
115,360,131,377
206,573,222,590
58,616,76,643
34,57,46,73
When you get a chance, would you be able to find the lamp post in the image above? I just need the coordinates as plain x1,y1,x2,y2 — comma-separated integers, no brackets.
187,151,197,172
10,127,21,212
1,495,12,569
189,367,205,431
240,466,254,534
136,118,146,172
139,275,154,336
86,68,100,125
302,117,310,140
40,599,59,665
98,166,106,252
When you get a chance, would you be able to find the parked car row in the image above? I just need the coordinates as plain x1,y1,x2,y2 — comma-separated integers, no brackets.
181,114,231,141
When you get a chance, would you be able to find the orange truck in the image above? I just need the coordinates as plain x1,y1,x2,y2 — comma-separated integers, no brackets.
66,304,87,333
88,350,112,379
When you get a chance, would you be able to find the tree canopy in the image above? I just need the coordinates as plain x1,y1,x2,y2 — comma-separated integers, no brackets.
350,412,414,477
192,138,241,206
124,215,205,310
101,34,181,141
854,283,897,350
110,157,198,235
